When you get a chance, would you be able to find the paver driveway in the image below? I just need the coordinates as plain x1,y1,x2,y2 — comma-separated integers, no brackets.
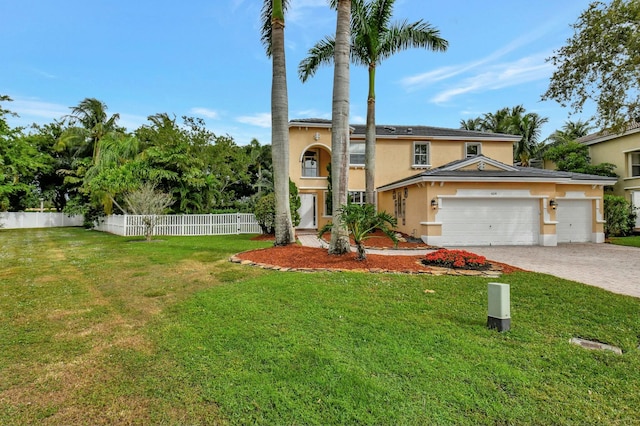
452,243,640,298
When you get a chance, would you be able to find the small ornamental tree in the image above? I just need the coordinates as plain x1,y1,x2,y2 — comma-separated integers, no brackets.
319,203,397,261
254,192,276,234
604,194,637,237
123,182,174,242
254,181,301,236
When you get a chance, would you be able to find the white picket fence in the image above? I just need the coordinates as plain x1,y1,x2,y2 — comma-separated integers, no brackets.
0,212,84,229
94,213,262,237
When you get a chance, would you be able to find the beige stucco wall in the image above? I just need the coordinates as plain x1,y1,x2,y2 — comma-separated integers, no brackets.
290,123,516,197
378,180,606,244
588,131,640,198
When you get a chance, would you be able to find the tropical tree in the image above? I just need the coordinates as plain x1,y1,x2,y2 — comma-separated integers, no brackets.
460,105,548,165
58,98,122,162
299,0,448,206
544,140,617,177
0,96,52,211
511,111,548,166
136,113,226,213
82,133,143,214
327,0,353,255
319,202,397,260
543,0,640,133
261,0,296,246
545,119,594,146
25,121,74,211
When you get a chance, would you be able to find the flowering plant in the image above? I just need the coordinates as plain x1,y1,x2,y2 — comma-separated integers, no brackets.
423,249,488,270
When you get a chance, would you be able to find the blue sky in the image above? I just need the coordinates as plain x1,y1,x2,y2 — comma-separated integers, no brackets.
2,0,595,145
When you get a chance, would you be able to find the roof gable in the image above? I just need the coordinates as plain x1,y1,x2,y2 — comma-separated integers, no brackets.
441,155,518,172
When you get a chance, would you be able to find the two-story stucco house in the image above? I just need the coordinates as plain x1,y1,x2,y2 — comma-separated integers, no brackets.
289,118,616,246
577,122,640,229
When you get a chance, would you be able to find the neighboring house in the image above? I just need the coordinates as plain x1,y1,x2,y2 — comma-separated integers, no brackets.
577,122,640,229
289,119,616,246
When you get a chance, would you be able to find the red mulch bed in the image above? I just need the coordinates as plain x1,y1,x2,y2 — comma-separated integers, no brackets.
241,237,522,274
238,244,430,272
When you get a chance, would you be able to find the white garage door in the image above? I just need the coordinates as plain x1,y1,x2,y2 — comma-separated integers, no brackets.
556,199,592,243
439,198,540,246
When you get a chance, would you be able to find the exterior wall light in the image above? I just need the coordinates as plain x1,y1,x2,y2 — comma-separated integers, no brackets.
431,198,438,209
314,132,321,141
549,199,557,210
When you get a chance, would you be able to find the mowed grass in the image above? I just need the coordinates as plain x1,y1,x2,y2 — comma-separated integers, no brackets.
1,228,639,425
608,235,640,248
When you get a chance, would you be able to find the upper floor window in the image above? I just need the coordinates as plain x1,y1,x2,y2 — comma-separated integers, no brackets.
302,150,318,177
349,142,365,166
349,191,366,206
465,142,482,158
413,142,430,167
632,152,640,177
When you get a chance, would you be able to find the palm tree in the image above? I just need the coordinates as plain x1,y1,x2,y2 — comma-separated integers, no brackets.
460,117,484,131
459,105,549,166
299,0,448,207
261,0,295,246
545,119,594,146
511,111,548,166
327,0,353,255
59,98,121,162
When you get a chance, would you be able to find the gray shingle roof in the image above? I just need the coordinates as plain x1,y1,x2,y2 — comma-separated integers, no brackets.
289,119,520,140
578,121,640,145
377,155,617,190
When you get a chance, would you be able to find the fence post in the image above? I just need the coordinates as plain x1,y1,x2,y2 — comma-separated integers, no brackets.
236,213,240,234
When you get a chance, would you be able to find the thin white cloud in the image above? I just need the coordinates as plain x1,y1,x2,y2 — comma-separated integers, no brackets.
190,107,220,119
287,0,333,27
9,98,69,120
29,68,57,79
430,54,554,104
237,112,272,128
294,109,331,120
401,17,561,92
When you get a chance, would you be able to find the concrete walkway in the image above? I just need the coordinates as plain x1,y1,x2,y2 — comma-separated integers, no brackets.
297,235,640,298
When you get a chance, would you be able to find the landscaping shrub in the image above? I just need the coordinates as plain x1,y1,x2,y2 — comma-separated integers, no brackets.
423,249,488,270
254,193,276,234
604,194,636,237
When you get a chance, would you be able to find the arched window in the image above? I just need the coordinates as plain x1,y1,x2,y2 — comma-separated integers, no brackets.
302,150,319,177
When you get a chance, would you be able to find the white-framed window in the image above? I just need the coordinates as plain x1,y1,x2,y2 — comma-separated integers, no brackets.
465,142,482,158
413,142,430,167
349,142,365,166
631,152,640,177
349,191,366,206
302,150,318,177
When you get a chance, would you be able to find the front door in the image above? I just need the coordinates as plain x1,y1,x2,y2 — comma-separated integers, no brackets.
298,193,317,229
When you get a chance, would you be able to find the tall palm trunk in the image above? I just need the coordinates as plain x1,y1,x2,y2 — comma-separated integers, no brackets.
271,1,295,245
365,63,376,207
329,0,352,255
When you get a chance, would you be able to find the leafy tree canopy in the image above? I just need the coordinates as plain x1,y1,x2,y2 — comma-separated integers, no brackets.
544,140,617,177
543,0,640,133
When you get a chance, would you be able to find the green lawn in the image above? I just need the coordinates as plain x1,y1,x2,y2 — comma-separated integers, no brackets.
608,235,640,248
1,228,639,425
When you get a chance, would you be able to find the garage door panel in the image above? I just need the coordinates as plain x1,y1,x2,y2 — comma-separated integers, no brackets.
439,198,540,246
557,200,591,243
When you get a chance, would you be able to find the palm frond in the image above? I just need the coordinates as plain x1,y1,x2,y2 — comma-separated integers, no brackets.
260,0,291,57
298,37,336,82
